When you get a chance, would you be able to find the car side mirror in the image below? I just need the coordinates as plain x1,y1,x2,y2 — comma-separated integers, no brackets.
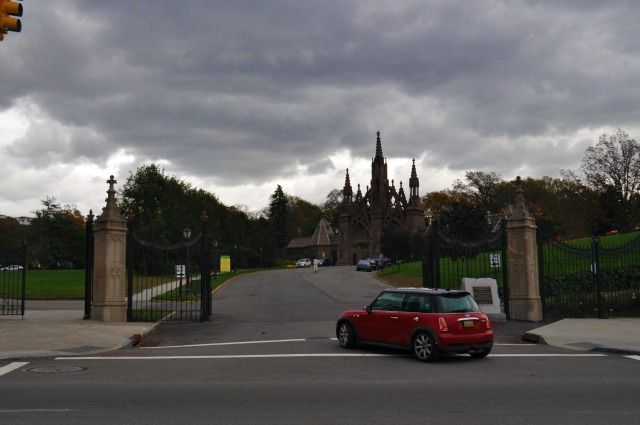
365,305,372,314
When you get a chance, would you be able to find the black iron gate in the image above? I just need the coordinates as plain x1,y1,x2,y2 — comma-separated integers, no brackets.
423,219,509,317
539,232,640,319
126,219,211,322
0,239,27,317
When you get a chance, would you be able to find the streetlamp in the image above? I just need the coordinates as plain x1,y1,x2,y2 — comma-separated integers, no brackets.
260,247,263,269
212,240,218,280
183,228,192,295
233,244,238,273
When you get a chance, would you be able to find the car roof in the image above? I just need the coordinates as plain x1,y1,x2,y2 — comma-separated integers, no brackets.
381,287,469,296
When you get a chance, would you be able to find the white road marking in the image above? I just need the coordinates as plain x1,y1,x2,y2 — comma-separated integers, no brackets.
488,354,607,357
625,355,640,361
0,409,72,413
140,338,307,349
57,353,398,360
0,362,29,377
56,353,609,361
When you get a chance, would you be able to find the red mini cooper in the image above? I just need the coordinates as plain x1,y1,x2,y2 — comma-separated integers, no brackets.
336,288,494,362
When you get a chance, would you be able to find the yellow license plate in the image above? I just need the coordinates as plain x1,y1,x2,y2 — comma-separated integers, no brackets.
463,320,475,328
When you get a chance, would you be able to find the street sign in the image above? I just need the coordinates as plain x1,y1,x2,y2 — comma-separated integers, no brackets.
176,264,186,278
489,253,501,268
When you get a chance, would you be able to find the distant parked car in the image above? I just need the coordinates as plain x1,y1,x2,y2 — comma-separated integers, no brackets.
355,259,371,272
319,259,332,267
368,258,379,270
1,265,23,271
296,258,311,268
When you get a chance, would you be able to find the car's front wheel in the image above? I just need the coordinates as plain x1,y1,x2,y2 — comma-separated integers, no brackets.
337,321,356,348
412,331,438,362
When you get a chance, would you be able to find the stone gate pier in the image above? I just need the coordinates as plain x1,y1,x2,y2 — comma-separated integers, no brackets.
505,177,543,321
91,176,127,322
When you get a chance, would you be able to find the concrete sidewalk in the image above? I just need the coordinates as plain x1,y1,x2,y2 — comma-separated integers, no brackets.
0,305,156,360
522,317,640,355
1,303,639,359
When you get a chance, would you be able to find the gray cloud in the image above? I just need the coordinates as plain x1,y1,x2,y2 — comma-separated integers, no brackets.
2,1,640,214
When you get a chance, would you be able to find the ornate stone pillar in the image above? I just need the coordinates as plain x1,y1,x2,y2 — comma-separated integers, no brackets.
506,177,543,321
91,175,127,322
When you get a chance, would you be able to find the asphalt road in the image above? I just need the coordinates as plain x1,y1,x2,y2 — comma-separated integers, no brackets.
1,267,639,425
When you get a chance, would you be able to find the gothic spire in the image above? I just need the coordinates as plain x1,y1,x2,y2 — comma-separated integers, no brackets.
375,131,383,159
408,159,420,206
342,168,353,204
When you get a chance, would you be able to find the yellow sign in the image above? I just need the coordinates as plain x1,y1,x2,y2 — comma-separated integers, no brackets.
220,255,231,273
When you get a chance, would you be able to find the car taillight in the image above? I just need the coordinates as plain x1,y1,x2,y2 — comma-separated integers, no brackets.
438,317,448,332
482,314,492,330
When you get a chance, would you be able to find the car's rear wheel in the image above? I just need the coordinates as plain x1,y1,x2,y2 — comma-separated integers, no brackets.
338,322,356,348
470,347,492,358
412,331,438,362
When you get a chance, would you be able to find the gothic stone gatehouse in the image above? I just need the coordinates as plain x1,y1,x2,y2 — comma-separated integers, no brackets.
287,218,338,264
337,132,426,265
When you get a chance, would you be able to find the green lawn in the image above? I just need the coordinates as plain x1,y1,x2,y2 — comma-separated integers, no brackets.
377,231,640,287
24,269,85,299
20,268,263,300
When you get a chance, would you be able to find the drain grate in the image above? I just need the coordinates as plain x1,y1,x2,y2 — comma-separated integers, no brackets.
26,365,87,374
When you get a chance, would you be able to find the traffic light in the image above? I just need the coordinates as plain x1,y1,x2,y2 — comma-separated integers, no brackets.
0,0,23,42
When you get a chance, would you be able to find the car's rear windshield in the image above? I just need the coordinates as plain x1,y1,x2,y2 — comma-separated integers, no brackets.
436,293,480,313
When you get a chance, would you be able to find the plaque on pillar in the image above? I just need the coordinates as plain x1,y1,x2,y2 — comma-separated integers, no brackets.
461,278,506,323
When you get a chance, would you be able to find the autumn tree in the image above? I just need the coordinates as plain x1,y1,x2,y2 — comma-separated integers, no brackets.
580,129,640,231
29,197,85,268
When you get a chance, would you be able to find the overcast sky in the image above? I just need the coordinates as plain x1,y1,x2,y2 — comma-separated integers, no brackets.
1,0,639,217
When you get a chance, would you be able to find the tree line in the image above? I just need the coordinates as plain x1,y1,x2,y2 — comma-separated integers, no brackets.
1,129,638,268
421,129,640,242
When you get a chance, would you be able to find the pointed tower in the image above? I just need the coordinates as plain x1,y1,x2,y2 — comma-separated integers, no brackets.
338,169,354,265
342,168,353,205
369,131,389,258
370,131,389,212
405,159,426,234
409,159,420,207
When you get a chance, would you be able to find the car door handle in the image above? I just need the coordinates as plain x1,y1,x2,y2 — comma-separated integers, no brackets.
390,316,399,320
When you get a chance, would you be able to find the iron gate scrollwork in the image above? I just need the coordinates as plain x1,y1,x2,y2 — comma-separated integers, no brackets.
423,219,509,318
126,218,211,322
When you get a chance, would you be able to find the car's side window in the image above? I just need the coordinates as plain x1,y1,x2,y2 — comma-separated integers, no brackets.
403,294,432,313
370,292,404,311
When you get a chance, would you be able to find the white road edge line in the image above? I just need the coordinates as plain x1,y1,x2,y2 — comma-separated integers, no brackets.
141,338,537,350
625,355,640,361
55,353,608,361
56,354,397,360
488,354,607,357
140,338,308,349
0,362,29,376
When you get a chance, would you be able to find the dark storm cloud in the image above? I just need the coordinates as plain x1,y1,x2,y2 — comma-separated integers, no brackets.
2,0,640,194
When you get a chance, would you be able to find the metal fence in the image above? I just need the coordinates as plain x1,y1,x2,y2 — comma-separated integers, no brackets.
126,220,211,322
423,220,508,316
0,240,27,317
539,231,640,319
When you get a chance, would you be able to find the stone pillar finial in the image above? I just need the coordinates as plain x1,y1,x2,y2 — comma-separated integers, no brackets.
98,175,125,222
508,176,532,220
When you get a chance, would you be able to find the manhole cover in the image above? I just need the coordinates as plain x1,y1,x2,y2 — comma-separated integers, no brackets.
26,365,87,374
